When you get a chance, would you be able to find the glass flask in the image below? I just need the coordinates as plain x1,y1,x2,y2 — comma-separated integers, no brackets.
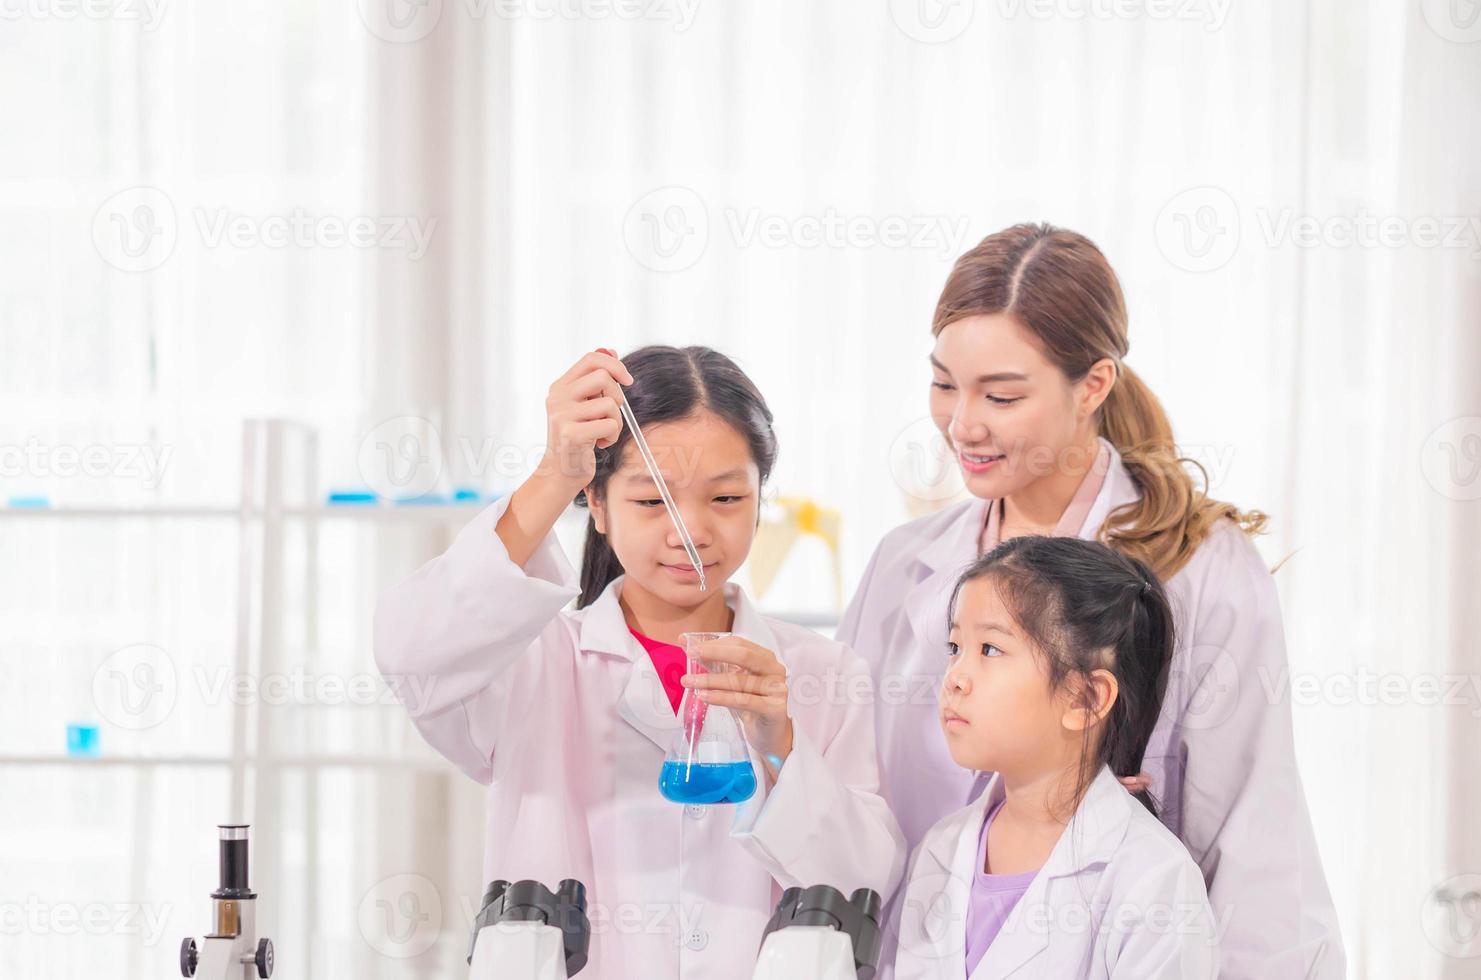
657,631,758,806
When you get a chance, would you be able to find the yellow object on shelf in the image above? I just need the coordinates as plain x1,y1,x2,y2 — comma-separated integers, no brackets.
748,495,843,609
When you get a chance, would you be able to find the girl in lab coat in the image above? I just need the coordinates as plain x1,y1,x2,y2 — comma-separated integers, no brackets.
893,535,1217,979
841,223,1343,978
375,345,904,980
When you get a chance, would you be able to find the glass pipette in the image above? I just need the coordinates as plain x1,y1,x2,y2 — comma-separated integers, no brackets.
616,392,707,591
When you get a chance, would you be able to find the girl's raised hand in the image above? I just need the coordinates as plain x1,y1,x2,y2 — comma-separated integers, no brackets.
539,349,634,490
497,349,632,569
681,637,794,767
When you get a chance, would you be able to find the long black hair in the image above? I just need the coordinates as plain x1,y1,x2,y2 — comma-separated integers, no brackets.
574,345,778,608
947,535,1176,816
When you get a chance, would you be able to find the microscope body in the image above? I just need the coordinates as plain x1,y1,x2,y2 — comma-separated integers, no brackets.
188,895,270,979
752,885,883,980
753,926,867,980
467,878,590,980
469,920,575,980
180,824,273,980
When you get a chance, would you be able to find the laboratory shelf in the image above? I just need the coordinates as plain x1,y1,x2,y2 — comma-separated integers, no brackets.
0,753,446,770
0,503,494,523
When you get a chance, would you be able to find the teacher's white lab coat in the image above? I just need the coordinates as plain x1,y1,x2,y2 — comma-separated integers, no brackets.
840,438,1344,980
374,493,905,980
894,767,1219,980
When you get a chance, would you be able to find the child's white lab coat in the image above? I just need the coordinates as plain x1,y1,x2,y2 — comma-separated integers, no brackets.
894,767,1219,980
374,494,905,980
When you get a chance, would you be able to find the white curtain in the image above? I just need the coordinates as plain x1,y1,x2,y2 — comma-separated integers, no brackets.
406,3,1481,977
4,2,1477,977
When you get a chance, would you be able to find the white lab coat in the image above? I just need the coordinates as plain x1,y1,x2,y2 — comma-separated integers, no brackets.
893,767,1219,980
374,493,906,980
839,438,1344,979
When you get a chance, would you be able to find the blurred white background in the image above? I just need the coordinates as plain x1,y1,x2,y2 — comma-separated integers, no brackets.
1,1,1478,977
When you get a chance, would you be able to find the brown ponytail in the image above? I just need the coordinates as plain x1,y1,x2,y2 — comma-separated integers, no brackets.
932,223,1267,580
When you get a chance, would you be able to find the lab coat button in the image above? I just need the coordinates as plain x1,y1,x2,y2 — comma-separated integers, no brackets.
684,927,708,951
684,805,705,820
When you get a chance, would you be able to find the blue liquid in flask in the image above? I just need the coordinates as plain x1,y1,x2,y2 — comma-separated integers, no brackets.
658,760,757,805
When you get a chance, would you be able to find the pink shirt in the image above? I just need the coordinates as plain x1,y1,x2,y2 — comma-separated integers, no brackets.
629,628,686,714
978,441,1112,555
963,799,1038,976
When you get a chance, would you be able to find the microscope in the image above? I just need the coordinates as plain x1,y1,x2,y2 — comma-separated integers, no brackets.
467,878,590,979
179,824,273,979
751,885,883,980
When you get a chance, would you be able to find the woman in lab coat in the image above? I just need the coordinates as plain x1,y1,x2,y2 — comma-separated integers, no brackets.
894,536,1218,979
841,224,1343,978
375,345,904,979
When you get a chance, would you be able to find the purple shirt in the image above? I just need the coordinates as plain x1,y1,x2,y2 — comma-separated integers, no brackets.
963,800,1039,977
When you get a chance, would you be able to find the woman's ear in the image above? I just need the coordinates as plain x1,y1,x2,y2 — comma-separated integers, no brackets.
1061,668,1119,733
1077,357,1118,420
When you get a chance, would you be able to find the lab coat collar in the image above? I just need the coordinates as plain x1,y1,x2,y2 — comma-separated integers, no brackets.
912,497,991,576
575,575,779,657
903,437,1140,651
1079,437,1140,541
964,766,1133,884
915,436,1139,575
576,575,780,754
922,766,1134,978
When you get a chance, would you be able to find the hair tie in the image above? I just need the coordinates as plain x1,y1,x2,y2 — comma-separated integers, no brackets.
1119,772,1153,793
1138,577,1150,598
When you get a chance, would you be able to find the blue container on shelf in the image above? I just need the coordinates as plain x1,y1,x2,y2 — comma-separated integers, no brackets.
66,723,101,757
326,489,379,505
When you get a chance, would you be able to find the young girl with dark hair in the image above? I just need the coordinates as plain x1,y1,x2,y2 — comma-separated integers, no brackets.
375,346,903,979
894,536,1217,979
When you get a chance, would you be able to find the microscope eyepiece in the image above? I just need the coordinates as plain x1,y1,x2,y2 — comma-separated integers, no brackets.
212,824,256,900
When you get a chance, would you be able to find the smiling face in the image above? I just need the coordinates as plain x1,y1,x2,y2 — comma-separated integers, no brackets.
588,411,761,610
929,313,1112,500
